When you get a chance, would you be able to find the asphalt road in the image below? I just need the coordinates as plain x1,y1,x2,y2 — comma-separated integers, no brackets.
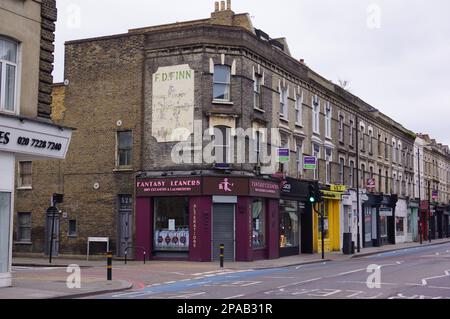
94,243,450,300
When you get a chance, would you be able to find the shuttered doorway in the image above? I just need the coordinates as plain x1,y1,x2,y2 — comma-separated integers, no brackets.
212,204,235,262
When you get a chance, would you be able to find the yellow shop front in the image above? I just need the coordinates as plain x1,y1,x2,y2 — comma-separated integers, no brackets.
313,190,342,253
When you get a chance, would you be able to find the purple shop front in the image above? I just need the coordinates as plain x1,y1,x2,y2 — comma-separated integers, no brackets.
135,176,280,262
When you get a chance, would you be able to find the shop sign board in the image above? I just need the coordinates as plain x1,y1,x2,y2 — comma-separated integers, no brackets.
249,179,280,199
367,178,376,191
432,191,438,201
321,190,342,200
136,177,202,197
330,184,347,192
380,207,393,217
0,116,72,159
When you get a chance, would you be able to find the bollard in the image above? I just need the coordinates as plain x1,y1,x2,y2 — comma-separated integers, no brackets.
107,251,113,281
220,244,224,268
124,250,127,265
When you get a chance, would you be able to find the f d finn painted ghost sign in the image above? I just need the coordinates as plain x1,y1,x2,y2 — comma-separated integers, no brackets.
152,64,195,143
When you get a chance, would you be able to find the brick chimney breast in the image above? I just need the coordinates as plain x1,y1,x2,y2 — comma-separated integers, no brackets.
220,1,225,11
215,1,219,12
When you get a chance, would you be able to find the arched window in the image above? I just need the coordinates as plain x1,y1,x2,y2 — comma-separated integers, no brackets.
0,37,18,112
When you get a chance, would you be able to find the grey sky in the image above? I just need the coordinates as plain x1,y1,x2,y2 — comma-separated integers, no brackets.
53,0,450,146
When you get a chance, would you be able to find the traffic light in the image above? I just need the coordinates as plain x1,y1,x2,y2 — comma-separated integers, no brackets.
308,182,323,204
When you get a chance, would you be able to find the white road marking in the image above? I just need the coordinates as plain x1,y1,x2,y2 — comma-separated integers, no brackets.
345,290,364,298
328,268,366,277
240,281,262,287
164,281,176,284
224,294,246,299
112,291,153,298
338,280,397,286
278,277,323,289
421,270,450,286
172,292,206,299
295,266,303,270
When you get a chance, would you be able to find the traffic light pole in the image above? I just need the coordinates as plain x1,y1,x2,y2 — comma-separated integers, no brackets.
355,114,361,253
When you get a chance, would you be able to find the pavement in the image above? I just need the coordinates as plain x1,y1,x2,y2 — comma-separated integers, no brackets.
3,238,450,299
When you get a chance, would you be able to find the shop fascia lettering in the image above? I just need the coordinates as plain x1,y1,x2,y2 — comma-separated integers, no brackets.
0,116,71,159
137,179,201,188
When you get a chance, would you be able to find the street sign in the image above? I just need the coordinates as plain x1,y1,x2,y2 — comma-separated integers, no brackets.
303,156,317,170
278,148,290,163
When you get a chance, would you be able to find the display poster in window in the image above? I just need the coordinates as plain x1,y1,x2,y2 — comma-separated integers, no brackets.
154,230,189,251
168,219,176,231
152,64,195,143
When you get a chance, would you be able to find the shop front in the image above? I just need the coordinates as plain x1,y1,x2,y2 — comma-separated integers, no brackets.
395,199,407,244
279,177,313,256
135,176,280,262
0,114,72,287
435,205,446,239
362,194,398,247
314,187,344,253
419,201,430,241
406,199,419,242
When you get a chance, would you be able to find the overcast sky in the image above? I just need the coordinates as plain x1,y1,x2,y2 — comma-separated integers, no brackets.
53,0,450,146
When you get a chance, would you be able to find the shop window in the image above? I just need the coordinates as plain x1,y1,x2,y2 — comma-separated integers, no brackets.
17,212,31,242
396,217,405,236
0,38,18,113
252,199,266,249
380,215,388,238
318,208,330,240
154,197,189,252
213,65,231,101
0,193,11,273
279,200,299,248
68,220,77,237
18,161,32,188
117,131,133,168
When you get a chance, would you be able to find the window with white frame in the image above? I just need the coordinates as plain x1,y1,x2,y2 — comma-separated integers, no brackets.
213,64,231,101
19,161,32,188
17,212,31,242
368,128,374,154
253,71,262,109
339,157,345,185
360,124,366,152
349,118,354,147
392,140,397,163
398,142,402,166
313,143,321,180
281,135,289,174
213,126,231,164
349,160,355,188
279,84,288,120
338,114,344,142
117,131,133,167
0,37,18,113
325,102,332,139
312,95,320,134
295,91,303,125
296,140,303,178
254,129,263,165
325,148,332,184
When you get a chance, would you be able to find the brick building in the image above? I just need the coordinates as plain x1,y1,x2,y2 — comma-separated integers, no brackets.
13,1,449,261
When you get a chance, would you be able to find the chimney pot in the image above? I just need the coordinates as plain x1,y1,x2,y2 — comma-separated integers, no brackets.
220,1,225,11
214,1,219,12
300,59,305,64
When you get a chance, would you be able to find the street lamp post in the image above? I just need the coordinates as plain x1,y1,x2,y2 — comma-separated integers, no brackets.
417,146,423,244
355,114,361,253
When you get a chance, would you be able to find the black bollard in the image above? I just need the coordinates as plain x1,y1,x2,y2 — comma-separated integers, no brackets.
107,251,113,281
220,244,224,268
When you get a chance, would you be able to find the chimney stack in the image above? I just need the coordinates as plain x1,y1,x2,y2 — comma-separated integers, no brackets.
227,0,231,10
220,1,225,11
214,1,219,12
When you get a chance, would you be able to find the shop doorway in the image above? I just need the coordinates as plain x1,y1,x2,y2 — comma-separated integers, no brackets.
212,204,235,262
118,195,133,257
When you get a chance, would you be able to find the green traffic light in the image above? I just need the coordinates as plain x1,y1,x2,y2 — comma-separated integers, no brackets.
309,197,315,203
